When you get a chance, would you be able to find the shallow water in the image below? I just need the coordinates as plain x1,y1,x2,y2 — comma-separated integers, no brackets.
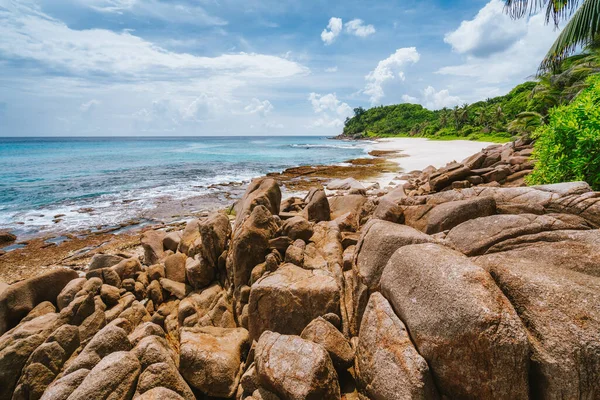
0,136,372,238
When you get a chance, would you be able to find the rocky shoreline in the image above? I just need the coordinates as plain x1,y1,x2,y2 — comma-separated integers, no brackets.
2,139,600,399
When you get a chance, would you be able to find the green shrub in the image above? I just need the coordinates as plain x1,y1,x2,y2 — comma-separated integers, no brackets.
527,75,600,190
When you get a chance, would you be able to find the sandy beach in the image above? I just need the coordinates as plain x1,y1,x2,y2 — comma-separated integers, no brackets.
357,138,496,190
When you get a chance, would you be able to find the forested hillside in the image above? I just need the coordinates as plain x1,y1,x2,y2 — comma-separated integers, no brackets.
342,41,599,143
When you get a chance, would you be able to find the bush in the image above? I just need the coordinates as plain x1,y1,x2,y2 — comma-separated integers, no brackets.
527,75,600,190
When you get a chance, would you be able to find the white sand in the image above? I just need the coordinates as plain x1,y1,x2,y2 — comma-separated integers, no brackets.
362,138,497,189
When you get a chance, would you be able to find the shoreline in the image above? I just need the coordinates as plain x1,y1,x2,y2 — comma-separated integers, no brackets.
0,137,493,284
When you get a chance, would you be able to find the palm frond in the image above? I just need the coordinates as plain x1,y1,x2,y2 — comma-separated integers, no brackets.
539,0,600,72
504,0,582,25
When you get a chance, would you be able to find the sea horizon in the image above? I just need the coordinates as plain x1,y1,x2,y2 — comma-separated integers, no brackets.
0,135,373,239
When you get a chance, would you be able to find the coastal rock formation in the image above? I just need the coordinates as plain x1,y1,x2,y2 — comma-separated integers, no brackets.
2,141,600,400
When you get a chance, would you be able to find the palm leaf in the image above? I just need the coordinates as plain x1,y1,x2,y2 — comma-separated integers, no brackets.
539,0,600,71
504,0,582,25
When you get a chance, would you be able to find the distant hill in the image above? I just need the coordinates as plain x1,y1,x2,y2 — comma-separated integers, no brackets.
341,81,538,142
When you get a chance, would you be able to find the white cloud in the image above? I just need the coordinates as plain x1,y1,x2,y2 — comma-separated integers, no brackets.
321,17,343,45
264,121,284,129
438,1,562,84
325,66,338,73
401,94,418,103
308,92,353,129
345,19,376,37
364,47,420,104
422,86,462,109
444,0,526,57
0,2,308,81
80,0,227,26
244,98,274,117
80,99,100,113
401,87,462,109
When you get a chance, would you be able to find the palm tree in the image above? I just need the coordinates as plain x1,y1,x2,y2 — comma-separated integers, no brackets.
439,108,450,128
507,112,546,139
504,0,600,71
452,105,461,129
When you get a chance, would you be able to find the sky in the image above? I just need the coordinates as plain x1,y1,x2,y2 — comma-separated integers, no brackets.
0,0,565,136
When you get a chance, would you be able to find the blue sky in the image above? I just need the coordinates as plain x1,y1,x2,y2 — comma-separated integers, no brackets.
0,0,563,136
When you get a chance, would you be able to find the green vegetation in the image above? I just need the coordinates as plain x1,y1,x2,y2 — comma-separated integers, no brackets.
505,0,600,71
343,40,600,144
526,74,600,190
342,82,536,142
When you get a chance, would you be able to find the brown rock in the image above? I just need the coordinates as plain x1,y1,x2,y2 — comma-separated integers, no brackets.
163,231,182,253
354,220,433,292
199,212,231,268
380,243,530,399
300,317,354,369
147,264,165,282
226,205,279,299
142,230,166,265
279,216,313,242
248,263,340,340
62,323,132,375
136,361,195,400
235,178,282,226
255,331,340,400
178,220,200,257
446,213,591,256
88,254,125,271
159,279,191,300
328,194,367,220
302,188,330,222
0,313,60,399
0,268,78,334
56,278,86,310
429,164,471,191
179,326,250,398
66,351,141,400
137,387,185,400
185,255,214,289
163,253,187,283
0,229,17,244
411,196,497,234
40,368,90,400
356,292,438,400
475,243,600,399
371,197,404,224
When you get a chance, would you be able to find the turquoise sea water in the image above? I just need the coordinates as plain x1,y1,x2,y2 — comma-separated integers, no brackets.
0,136,372,238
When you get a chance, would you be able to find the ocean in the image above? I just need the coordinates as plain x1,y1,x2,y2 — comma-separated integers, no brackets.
0,136,373,239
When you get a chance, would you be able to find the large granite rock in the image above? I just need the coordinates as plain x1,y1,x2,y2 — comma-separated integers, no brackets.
354,219,434,292
141,230,166,265
179,326,249,398
248,264,340,340
279,216,313,242
446,213,591,256
255,331,340,400
380,243,530,399
404,196,496,234
350,220,434,336
0,269,78,335
235,178,281,226
62,323,132,375
56,278,86,311
198,212,231,268
356,292,438,400
226,205,279,300
300,317,354,369
475,238,600,399
302,189,331,222
0,313,60,399
66,351,141,400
